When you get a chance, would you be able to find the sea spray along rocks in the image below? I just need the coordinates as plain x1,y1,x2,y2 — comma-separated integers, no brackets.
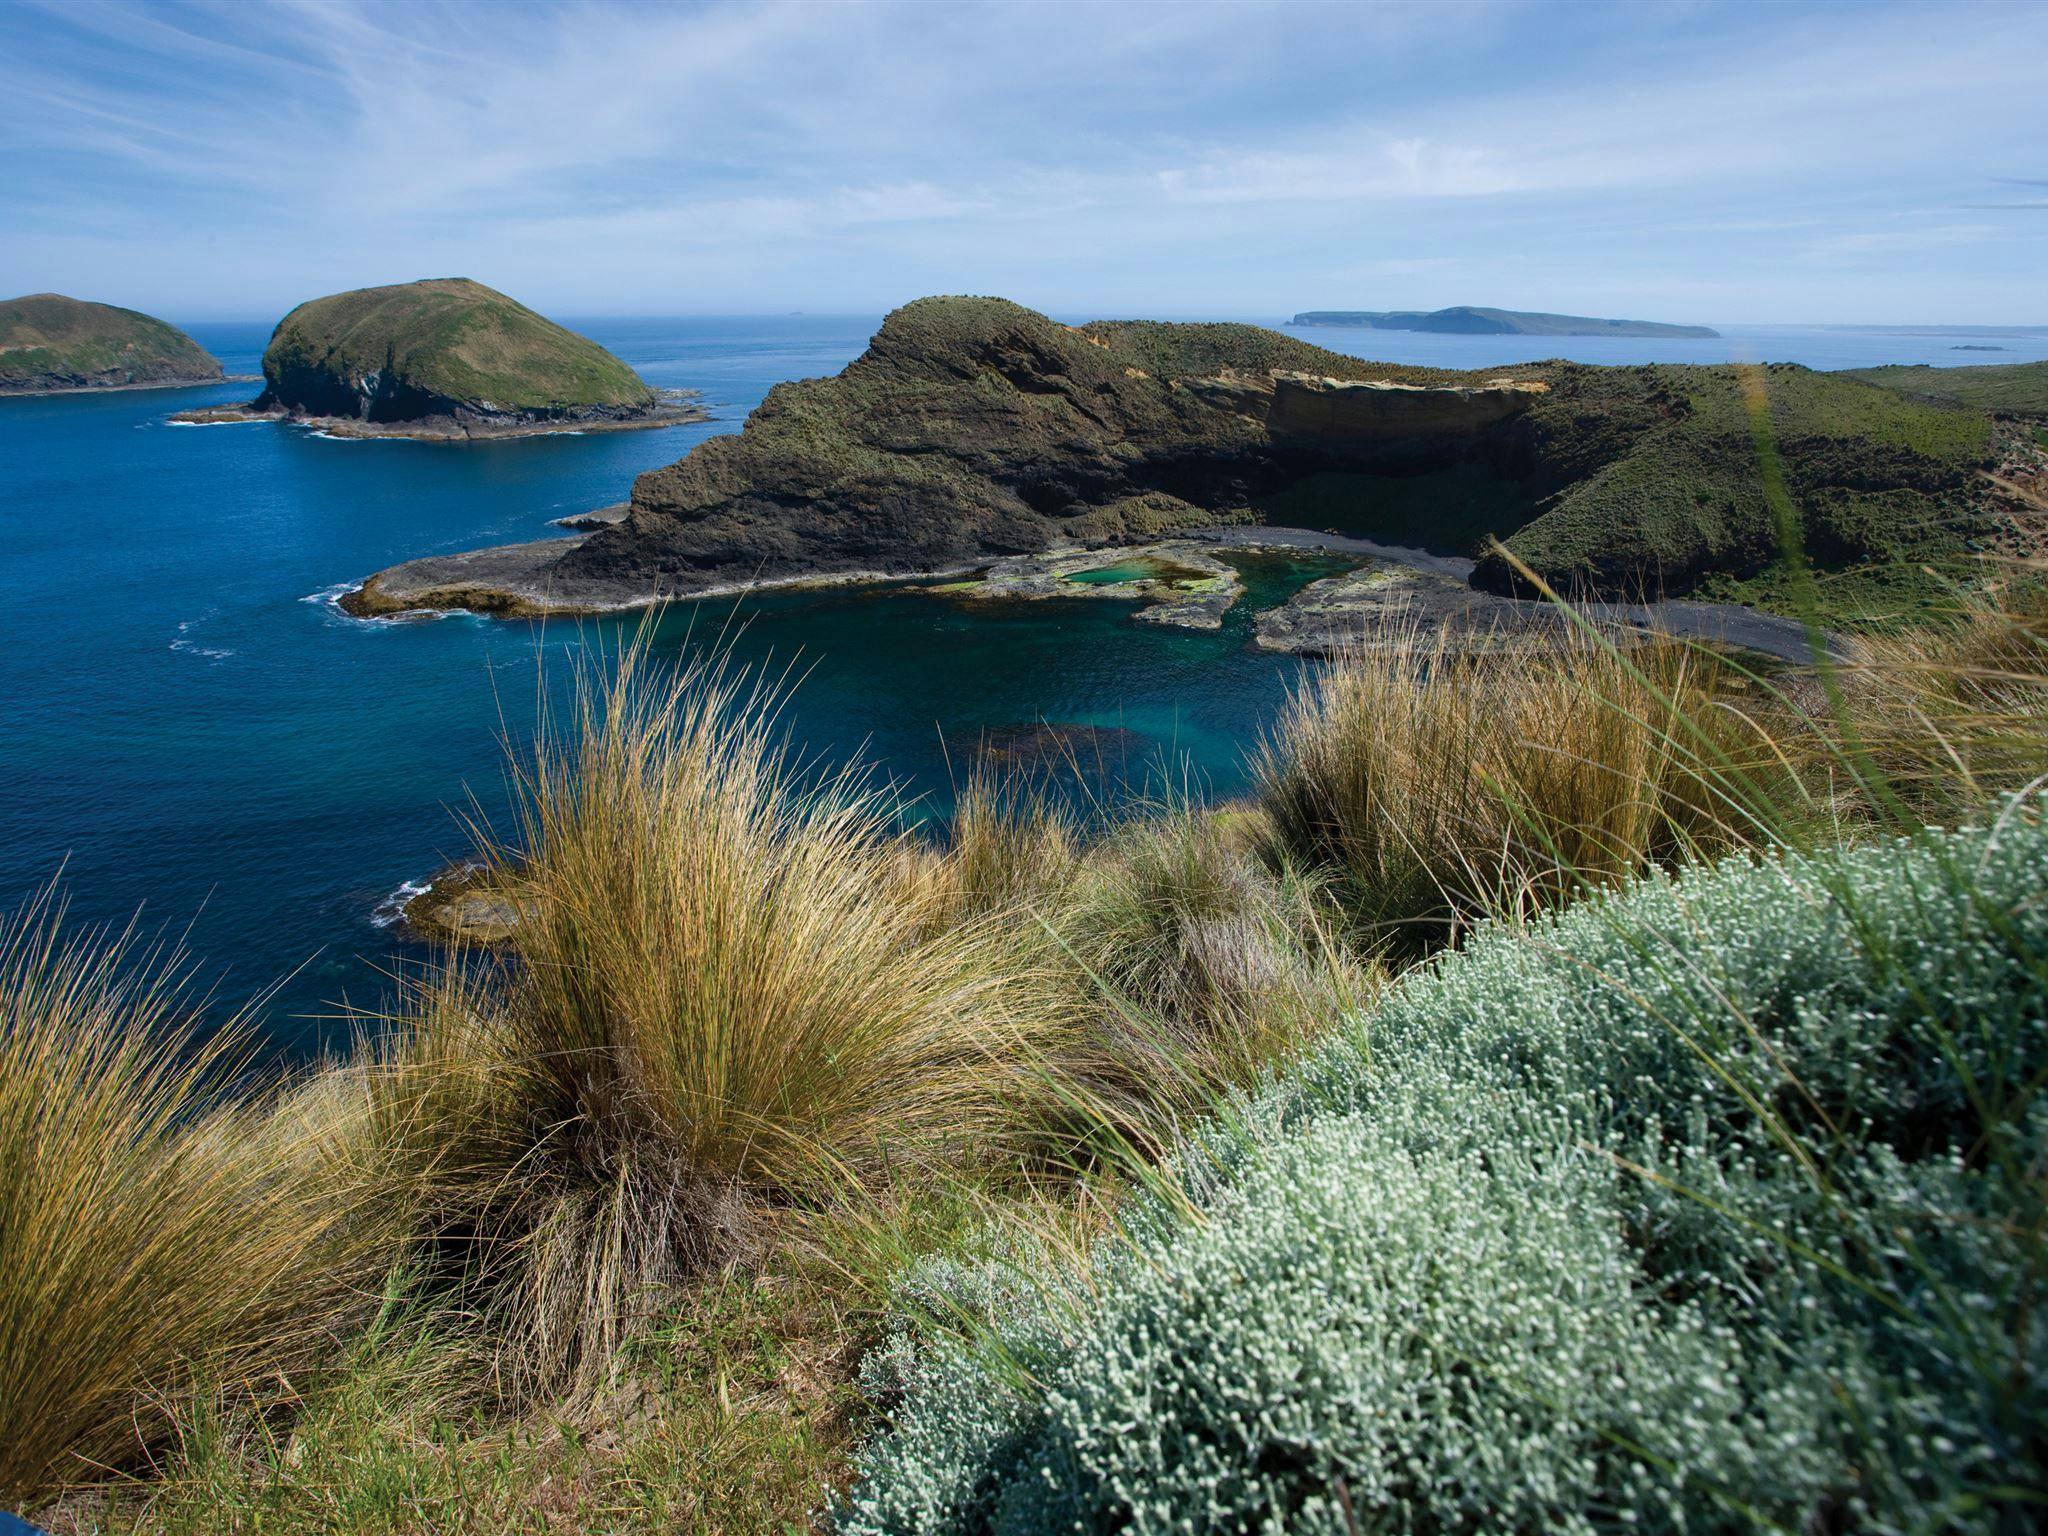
344,296,2013,620
175,278,703,439
0,293,224,393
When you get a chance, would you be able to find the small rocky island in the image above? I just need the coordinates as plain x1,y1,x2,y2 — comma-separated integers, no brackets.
342,295,2021,630
173,277,703,440
1290,306,1720,339
0,293,225,393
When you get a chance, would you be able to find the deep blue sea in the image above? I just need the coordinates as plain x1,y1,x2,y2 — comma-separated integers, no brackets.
3,312,2038,1049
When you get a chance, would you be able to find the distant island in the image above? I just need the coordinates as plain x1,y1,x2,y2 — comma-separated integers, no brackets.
171,278,704,440
0,293,225,394
1290,306,1720,339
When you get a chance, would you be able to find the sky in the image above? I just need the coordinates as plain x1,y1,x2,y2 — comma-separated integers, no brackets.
0,0,2042,325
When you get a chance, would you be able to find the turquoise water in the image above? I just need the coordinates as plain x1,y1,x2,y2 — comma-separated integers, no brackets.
0,313,2017,1049
1065,559,1162,585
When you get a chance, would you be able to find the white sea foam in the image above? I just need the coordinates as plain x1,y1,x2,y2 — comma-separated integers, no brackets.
169,616,234,660
370,877,433,929
302,580,363,608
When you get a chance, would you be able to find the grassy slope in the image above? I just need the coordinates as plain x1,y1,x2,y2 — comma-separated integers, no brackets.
0,294,222,387
263,278,654,412
1842,357,2048,420
1481,362,1995,624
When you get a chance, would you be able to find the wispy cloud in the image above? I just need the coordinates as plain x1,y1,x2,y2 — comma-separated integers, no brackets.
1,0,2043,321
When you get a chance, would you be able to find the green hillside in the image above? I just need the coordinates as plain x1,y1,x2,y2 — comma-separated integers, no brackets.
1842,358,2048,420
0,293,222,392
259,278,655,420
1478,361,1997,621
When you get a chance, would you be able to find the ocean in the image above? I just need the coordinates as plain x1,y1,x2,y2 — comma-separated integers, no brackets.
1,312,2036,1048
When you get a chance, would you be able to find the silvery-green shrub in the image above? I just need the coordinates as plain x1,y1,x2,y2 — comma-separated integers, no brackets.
839,810,2048,1533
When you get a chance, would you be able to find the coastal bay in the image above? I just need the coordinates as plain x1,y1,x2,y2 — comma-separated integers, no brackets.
3,311,2039,1045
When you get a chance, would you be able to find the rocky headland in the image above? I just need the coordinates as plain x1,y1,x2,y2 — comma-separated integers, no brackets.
172,278,704,440
343,296,2021,627
0,293,225,393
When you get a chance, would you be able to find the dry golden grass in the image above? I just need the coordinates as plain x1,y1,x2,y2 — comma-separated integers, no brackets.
363,650,1067,1400
1253,622,1749,949
1836,584,2048,815
0,895,394,1507
1053,803,1369,1118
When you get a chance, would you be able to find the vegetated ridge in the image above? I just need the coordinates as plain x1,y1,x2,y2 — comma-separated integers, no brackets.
203,278,691,437
1291,304,1720,338
348,297,2019,624
0,293,224,393
1845,357,2048,420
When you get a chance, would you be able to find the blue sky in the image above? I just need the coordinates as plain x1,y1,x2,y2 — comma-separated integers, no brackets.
1,0,2041,323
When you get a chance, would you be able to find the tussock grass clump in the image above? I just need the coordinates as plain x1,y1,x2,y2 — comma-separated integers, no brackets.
1254,624,1742,948
0,898,391,1507
372,652,1061,1399
1837,584,2048,814
1054,804,1367,1112
922,766,1083,927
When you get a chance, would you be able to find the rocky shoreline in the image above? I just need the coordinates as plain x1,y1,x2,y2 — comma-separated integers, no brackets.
334,520,1833,662
168,394,706,441
2,372,255,397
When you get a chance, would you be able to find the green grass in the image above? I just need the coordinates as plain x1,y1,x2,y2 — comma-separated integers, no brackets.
0,293,221,388
262,278,653,413
1844,358,2048,420
1476,362,1993,607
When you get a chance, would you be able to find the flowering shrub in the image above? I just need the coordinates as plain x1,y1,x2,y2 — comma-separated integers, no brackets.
839,810,2048,1532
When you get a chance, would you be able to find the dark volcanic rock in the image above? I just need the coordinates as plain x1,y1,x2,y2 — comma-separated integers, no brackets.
555,298,1538,596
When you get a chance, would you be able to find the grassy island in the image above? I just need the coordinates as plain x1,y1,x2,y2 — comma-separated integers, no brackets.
0,293,223,394
209,277,689,437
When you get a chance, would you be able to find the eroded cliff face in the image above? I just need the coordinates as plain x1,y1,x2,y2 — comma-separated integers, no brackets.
555,299,1549,593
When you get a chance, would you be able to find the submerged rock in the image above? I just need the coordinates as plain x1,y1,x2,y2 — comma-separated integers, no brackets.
944,541,1244,629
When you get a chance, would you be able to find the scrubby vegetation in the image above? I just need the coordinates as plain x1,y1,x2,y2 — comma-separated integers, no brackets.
1474,361,1998,622
7,568,2047,1530
1846,358,2048,420
843,814,2048,1531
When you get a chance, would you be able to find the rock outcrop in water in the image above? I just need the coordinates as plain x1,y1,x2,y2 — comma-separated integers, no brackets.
180,278,700,439
345,296,2012,620
0,293,224,393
